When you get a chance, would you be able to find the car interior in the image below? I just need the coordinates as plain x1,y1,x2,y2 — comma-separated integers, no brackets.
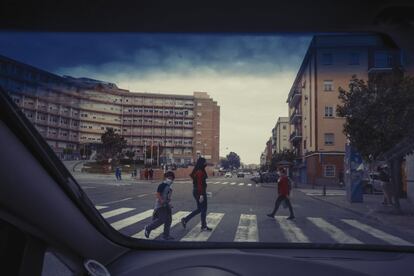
1,1,414,275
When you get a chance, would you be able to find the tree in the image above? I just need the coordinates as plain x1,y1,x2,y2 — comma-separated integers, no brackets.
270,149,297,171
337,71,414,161
63,147,73,155
98,128,127,161
226,152,241,169
220,158,230,169
125,150,135,159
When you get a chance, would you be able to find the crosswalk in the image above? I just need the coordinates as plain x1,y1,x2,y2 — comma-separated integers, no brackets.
175,180,263,188
94,205,413,245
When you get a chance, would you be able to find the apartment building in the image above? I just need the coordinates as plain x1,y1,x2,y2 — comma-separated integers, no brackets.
271,117,290,154
0,55,220,165
287,34,401,186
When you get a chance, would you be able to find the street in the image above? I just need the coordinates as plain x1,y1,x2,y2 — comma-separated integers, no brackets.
75,174,414,245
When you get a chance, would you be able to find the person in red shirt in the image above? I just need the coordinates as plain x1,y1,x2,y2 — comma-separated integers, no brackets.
267,168,295,220
181,157,212,231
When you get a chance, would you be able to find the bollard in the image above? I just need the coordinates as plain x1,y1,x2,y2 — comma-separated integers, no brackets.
323,184,326,196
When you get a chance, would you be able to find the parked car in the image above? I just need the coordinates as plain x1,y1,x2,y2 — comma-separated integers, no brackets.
251,172,279,183
237,172,244,178
362,173,383,194
224,172,232,178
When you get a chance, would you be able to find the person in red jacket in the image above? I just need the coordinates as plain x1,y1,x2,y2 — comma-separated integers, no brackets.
267,168,295,220
181,157,212,231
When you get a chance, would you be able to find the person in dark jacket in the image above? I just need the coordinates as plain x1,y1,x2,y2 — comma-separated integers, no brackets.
267,168,295,220
181,157,212,231
144,171,175,240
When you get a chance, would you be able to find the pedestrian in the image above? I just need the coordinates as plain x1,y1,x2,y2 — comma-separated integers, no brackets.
144,167,149,180
181,157,212,231
149,167,154,181
267,168,295,220
115,166,120,180
144,171,175,240
378,166,393,205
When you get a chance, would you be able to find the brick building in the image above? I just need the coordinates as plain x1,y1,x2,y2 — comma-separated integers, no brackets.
286,34,402,186
0,55,220,166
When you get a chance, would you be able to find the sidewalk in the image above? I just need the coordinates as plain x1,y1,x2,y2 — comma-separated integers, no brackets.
305,189,414,236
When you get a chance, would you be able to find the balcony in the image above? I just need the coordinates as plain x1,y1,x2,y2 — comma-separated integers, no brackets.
290,109,302,124
289,88,302,108
289,131,302,142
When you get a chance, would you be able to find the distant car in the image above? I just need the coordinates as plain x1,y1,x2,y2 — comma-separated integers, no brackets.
243,171,251,176
237,172,244,178
362,173,383,194
224,172,232,178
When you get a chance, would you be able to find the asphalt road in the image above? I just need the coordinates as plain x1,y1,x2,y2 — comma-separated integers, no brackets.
75,174,414,245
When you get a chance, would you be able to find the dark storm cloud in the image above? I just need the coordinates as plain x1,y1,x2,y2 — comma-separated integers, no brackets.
0,32,311,76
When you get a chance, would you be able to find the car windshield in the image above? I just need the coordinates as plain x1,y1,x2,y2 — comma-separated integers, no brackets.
1,32,414,247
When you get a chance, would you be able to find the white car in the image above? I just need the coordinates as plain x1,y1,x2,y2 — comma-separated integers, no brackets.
224,172,232,178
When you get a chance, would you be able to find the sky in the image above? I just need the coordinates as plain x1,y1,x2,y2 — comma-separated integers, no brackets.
0,33,312,164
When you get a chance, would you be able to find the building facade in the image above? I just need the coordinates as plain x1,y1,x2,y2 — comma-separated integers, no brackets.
271,117,290,153
0,55,220,165
287,34,401,186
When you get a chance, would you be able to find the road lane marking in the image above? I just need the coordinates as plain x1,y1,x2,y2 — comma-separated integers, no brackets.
308,217,362,244
98,197,133,205
275,216,310,243
222,182,228,185
230,182,236,185
132,211,191,239
247,183,252,187
214,181,221,184
138,194,148,198
101,207,135,219
234,214,259,242
341,219,413,246
95,205,108,210
111,209,153,230
181,213,224,241
238,183,244,186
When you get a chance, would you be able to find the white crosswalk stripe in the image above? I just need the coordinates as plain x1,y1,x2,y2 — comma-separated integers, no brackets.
275,216,310,243
308,217,362,244
181,213,225,241
101,207,135,219
222,182,228,185
111,209,153,230
97,205,411,244
132,211,190,239
341,219,413,246
247,183,252,187
214,181,221,184
238,183,244,186
230,182,236,185
234,214,259,242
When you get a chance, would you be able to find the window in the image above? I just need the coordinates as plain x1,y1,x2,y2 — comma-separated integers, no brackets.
282,125,286,130
324,165,336,177
323,80,333,91
324,106,334,117
322,53,333,65
374,51,393,68
349,52,360,65
324,133,334,145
